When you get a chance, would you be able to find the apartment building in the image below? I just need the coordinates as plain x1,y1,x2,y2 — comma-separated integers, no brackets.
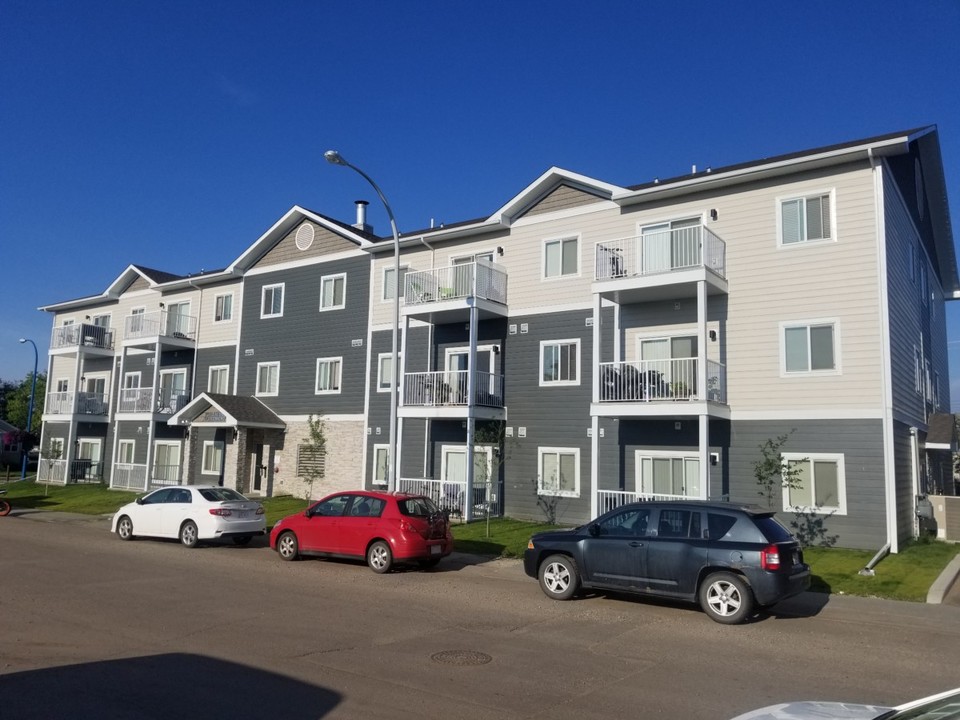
37,126,957,552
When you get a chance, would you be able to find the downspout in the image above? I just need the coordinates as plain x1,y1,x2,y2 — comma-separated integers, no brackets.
909,426,921,538
858,542,890,576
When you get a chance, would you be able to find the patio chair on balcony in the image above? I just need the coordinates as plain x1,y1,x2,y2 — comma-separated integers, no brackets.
620,364,644,401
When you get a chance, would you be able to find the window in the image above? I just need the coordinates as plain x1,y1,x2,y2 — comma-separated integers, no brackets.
297,444,326,478
540,339,580,385
152,441,182,484
91,313,111,328
214,293,233,322
782,321,837,374
915,346,923,395
256,362,280,396
543,236,579,278
382,265,409,301
782,453,846,515
56,378,69,393
208,366,229,394
201,441,224,475
538,448,579,497
320,274,346,311
261,283,284,318
315,357,342,394
49,437,65,460
639,218,701,272
919,261,928,305
117,440,135,465
595,507,651,537
656,508,701,538
637,452,701,498
377,352,401,392
780,192,832,245
372,444,390,486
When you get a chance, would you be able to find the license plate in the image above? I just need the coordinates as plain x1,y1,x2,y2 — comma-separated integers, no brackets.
239,511,250,519
430,545,441,555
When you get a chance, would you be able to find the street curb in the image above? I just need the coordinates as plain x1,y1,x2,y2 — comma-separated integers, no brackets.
927,552,960,604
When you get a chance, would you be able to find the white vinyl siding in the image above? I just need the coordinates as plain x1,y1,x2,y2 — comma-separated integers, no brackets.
261,284,284,318
782,321,838,375
779,192,833,245
315,357,342,394
320,273,346,311
201,441,224,475
782,453,846,515
538,447,580,497
382,265,409,302
256,362,280,396
540,339,580,386
543,236,579,278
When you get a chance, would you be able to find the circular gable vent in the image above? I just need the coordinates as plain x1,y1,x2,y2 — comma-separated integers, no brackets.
295,223,315,251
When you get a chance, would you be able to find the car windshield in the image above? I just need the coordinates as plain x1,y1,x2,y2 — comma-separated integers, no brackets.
398,496,440,517
883,690,960,719
199,488,248,503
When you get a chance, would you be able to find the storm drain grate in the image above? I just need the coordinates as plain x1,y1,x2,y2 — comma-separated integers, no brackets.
430,650,492,666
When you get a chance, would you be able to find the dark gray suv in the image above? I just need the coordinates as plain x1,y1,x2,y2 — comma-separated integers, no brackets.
523,501,811,624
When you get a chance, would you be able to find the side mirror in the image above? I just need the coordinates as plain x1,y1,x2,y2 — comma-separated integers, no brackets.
588,523,601,538
135,497,144,505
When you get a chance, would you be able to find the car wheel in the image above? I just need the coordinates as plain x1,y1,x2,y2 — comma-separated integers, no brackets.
179,520,199,548
276,531,299,561
538,554,580,600
116,515,134,541
367,540,393,574
699,572,755,624
232,535,253,546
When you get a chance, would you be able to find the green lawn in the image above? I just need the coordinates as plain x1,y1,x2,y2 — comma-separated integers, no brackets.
3,480,957,602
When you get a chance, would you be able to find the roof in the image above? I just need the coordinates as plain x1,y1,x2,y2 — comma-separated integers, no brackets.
926,413,957,451
167,393,285,429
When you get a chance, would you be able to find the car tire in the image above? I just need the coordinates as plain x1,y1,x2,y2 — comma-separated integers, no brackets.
276,531,299,561
116,515,134,541
179,520,199,548
538,554,580,600
232,536,253,546
699,572,755,624
367,540,393,574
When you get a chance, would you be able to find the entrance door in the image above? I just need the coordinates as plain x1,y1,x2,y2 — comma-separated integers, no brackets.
442,446,493,516
639,336,697,399
165,302,190,337
153,442,181,485
76,438,101,481
251,443,264,492
159,371,187,412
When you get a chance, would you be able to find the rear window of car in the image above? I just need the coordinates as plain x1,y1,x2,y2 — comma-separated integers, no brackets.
199,488,247,502
398,496,440,517
753,515,796,544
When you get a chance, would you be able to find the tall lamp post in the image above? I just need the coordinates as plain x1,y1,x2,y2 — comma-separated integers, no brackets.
18,338,38,481
324,150,401,491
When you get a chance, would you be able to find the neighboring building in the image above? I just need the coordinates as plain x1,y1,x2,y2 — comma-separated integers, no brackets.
36,127,958,552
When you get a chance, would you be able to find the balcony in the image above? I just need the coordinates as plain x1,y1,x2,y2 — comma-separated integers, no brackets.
49,323,114,355
117,386,190,415
594,358,727,417
399,370,505,420
123,310,197,346
44,391,110,419
402,260,508,323
593,225,727,303
37,458,102,485
397,477,499,521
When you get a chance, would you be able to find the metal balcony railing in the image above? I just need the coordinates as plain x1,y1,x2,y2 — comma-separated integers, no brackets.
45,391,110,415
402,370,504,408
598,359,726,403
112,463,149,491
397,477,500,521
123,310,197,342
50,323,114,351
594,225,726,281
404,260,507,307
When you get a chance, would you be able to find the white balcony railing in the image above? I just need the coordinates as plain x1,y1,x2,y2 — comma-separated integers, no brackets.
112,463,148,491
49,323,114,351
594,225,726,281
598,359,726,403
38,459,68,485
402,370,504,408
151,464,181,487
404,259,507,307
117,386,189,414
123,310,197,342
398,477,499,520
45,391,74,415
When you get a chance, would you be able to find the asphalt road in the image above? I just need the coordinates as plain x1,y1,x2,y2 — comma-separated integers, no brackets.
1,511,959,720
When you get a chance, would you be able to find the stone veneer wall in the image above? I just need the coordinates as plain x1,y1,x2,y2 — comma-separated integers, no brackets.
272,418,365,501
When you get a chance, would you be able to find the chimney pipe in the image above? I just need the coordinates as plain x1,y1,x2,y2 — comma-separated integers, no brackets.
354,200,372,233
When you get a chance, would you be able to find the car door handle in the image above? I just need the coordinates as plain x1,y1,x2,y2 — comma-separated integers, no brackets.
629,541,644,547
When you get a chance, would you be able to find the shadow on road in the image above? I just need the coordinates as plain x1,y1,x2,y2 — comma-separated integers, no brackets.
0,653,340,720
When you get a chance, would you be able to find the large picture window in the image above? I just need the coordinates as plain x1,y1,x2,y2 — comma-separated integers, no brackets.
782,453,846,515
538,448,579,497
540,339,580,385
782,321,837,374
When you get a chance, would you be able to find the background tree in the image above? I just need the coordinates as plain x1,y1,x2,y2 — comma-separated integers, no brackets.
4,372,45,452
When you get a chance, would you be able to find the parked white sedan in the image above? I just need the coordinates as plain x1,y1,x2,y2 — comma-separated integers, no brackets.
111,485,266,548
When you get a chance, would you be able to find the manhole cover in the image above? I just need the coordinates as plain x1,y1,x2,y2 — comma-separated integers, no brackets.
430,650,492,666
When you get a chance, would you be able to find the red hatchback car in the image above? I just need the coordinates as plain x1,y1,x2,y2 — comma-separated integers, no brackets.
270,490,454,573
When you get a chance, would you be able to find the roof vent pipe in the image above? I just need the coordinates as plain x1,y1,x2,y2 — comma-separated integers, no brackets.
354,200,372,233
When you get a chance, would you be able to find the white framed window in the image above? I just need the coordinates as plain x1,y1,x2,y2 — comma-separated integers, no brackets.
782,453,846,515
320,273,346,311
543,235,579,279
781,320,838,375
372,444,390,486
158,369,188,412
638,217,702,273
117,440,135,464
377,352,402,391
441,445,494,487
919,261,928,305
49,437,65,459
56,378,69,393
382,265,409,302
261,283,284,318
90,313,111,328
636,451,701,499
214,293,233,322
538,447,580,497
540,339,580,386
256,362,280,397
208,365,229,394
201,441,224,475
779,191,833,245
315,357,342,394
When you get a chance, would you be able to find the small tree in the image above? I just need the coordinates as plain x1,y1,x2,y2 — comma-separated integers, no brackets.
299,414,327,502
471,421,516,536
753,433,803,510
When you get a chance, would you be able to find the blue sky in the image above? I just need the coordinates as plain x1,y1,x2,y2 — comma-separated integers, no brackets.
2,1,959,405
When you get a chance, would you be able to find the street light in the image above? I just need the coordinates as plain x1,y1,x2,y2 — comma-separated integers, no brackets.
18,338,38,481
324,150,401,492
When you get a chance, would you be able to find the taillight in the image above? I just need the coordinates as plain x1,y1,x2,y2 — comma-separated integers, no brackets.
760,544,781,571
209,508,232,517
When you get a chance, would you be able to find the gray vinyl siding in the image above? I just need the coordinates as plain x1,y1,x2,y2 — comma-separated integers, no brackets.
521,185,605,217
195,346,236,394
190,427,229,485
501,309,594,526
238,256,370,414
115,423,149,464
726,419,887,550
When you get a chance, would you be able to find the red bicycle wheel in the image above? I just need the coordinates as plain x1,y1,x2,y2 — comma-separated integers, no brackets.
0,500,11,516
